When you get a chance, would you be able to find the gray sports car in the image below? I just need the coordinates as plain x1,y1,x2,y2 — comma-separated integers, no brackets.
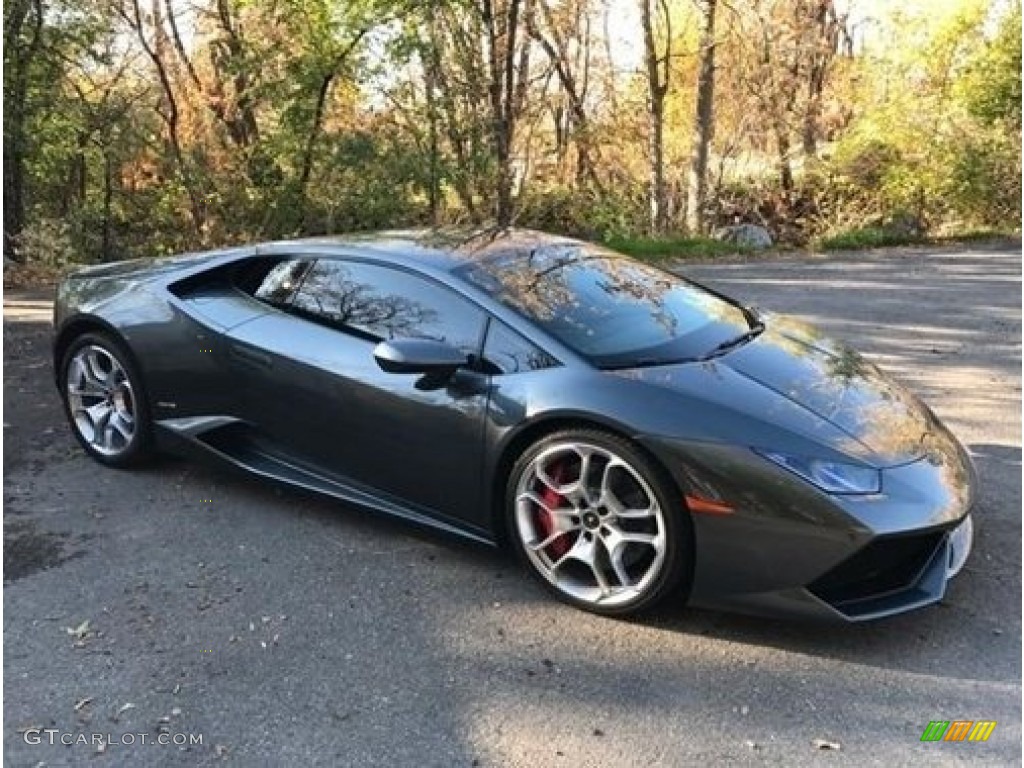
52,229,975,620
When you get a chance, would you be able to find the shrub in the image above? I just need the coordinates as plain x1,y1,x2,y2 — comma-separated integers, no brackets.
515,184,647,240
12,217,79,268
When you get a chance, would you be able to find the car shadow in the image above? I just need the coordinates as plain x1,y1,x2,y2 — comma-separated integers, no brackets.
176,438,1021,686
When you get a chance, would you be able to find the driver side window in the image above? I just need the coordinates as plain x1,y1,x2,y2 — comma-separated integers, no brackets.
291,259,486,354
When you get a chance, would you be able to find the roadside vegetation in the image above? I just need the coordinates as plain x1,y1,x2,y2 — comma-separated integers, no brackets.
4,0,1020,274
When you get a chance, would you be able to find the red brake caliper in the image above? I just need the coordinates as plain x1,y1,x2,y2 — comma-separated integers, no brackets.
536,461,573,559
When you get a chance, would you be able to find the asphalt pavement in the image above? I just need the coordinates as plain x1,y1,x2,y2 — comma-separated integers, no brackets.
3,243,1021,766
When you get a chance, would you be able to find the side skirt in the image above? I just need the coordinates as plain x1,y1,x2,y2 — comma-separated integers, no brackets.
155,418,496,547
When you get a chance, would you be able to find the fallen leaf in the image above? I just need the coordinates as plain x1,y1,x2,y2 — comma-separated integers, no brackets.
66,620,91,640
111,702,135,723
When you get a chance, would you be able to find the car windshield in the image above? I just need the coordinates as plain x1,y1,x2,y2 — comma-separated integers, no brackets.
455,244,755,369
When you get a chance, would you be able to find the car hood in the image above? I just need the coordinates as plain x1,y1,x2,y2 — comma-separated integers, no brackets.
620,314,953,467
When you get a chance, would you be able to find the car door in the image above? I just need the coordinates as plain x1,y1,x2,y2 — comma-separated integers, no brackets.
226,256,491,529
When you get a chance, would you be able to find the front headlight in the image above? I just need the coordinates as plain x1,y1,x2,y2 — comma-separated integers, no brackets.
756,451,881,494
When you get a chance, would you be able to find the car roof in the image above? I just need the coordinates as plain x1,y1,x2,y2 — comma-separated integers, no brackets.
266,228,584,272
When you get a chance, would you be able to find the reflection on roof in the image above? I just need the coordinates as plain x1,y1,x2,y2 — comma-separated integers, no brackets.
294,228,583,270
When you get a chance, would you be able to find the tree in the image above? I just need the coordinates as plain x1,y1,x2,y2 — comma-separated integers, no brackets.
739,0,848,195
685,0,717,234
640,0,671,233
480,0,533,226
528,0,602,189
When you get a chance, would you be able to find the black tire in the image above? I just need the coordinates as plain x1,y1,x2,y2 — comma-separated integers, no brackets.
506,428,693,617
59,331,154,468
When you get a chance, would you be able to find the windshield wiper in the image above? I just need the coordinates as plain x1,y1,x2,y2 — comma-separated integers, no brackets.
602,308,766,370
602,355,700,371
697,320,766,361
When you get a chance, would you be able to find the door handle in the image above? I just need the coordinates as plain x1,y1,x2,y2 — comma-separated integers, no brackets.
229,344,273,369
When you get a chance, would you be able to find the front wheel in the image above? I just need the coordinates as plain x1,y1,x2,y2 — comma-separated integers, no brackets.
60,332,153,468
507,429,692,616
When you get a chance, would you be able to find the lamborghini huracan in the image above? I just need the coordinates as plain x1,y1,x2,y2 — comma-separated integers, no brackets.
53,229,975,620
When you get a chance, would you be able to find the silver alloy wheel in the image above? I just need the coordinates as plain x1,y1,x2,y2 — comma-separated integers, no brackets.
66,344,136,457
514,441,668,607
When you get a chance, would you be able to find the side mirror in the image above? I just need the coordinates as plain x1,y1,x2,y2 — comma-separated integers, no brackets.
373,338,469,375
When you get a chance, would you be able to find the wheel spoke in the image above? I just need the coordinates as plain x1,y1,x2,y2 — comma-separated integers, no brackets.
604,490,656,519
85,348,113,388
600,459,656,518
591,560,611,597
536,462,571,495
553,533,596,569
598,456,625,498
604,525,658,553
551,535,611,597
111,413,133,441
576,448,597,504
102,421,118,450
604,537,632,588
518,490,569,515
85,401,113,430
68,358,107,397
529,529,569,553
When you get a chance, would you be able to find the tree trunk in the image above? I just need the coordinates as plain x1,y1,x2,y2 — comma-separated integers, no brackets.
294,30,367,232
101,150,114,261
482,0,527,228
296,71,335,232
775,119,794,196
122,0,205,238
641,0,670,233
685,0,717,234
649,98,666,233
426,87,441,226
528,0,602,191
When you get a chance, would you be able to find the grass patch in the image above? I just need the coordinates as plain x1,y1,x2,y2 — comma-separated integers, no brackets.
817,225,1020,251
816,226,926,250
602,235,749,261
931,228,1021,244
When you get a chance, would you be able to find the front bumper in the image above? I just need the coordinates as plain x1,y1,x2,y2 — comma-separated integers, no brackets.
803,514,972,620
640,436,976,622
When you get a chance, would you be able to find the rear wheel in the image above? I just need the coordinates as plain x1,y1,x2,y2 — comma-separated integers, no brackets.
507,429,692,616
60,332,153,467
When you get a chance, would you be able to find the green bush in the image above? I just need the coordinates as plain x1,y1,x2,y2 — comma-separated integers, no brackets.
13,217,79,267
515,184,647,240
